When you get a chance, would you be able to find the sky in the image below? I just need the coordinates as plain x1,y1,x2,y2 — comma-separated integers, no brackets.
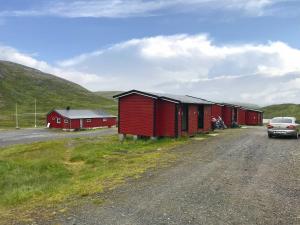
0,0,300,106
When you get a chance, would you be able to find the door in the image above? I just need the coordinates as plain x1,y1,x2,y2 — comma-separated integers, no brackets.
198,105,204,129
233,108,238,123
181,104,188,131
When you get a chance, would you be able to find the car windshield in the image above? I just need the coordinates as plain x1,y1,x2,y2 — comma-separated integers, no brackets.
271,118,293,123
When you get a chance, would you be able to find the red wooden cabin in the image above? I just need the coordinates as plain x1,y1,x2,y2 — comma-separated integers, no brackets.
211,104,223,119
245,109,263,126
47,109,117,130
238,108,247,125
114,90,212,138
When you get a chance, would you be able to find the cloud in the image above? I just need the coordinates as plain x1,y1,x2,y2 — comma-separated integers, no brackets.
57,34,300,105
0,0,290,18
2,33,300,105
0,45,110,88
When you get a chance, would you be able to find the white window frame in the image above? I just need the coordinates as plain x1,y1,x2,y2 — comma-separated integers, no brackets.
86,119,92,123
56,118,61,124
64,119,69,124
103,118,107,122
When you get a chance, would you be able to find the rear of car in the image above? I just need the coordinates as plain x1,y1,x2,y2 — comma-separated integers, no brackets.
267,117,299,139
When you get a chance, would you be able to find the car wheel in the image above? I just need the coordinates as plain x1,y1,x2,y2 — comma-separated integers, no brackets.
268,133,273,138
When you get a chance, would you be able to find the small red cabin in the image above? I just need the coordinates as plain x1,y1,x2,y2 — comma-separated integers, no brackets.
47,109,117,130
245,109,263,126
238,108,247,125
114,90,212,138
211,104,223,119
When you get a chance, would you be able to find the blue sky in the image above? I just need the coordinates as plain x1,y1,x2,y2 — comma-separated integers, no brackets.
1,0,300,105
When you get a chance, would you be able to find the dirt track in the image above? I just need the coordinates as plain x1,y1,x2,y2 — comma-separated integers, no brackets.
49,127,300,224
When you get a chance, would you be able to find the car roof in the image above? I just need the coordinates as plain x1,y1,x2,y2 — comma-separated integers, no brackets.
272,117,295,120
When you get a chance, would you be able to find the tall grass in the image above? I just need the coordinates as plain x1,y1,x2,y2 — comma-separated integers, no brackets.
0,135,188,222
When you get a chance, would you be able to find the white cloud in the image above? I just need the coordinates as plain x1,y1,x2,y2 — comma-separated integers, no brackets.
2,33,300,105
0,45,111,88
57,34,300,105
0,0,290,18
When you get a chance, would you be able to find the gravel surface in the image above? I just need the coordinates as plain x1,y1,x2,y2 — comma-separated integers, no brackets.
36,127,300,224
0,128,117,147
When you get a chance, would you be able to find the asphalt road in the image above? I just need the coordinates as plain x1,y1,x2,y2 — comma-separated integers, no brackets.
55,127,300,225
0,128,117,147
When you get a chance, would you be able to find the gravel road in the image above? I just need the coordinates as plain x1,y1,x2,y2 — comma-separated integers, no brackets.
0,128,117,147
44,127,300,224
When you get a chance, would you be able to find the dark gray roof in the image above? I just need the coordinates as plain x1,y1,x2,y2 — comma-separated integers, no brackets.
114,90,212,105
54,109,116,119
151,93,212,104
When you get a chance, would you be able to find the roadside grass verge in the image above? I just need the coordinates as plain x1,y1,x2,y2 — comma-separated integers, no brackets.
0,135,190,223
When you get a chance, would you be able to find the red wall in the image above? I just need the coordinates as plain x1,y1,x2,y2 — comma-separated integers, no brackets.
238,108,246,125
188,105,198,135
177,105,182,137
222,106,233,127
119,94,155,137
118,94,213,138
83,117,117,128
47,111,70,129
246,111,258,125
47,111,117,129
155,100,176,137
211,105,223,118
204,105,212,132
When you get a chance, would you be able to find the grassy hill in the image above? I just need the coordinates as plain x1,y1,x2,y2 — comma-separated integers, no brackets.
0,61,117,128
262,104,300,119
94,91,122,100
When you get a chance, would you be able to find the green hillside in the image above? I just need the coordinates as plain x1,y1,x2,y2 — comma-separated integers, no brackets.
94,91,122,100
0,61,117,128
262,104,300,120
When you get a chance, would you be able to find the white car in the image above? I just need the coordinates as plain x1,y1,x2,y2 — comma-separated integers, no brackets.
267,117,299,139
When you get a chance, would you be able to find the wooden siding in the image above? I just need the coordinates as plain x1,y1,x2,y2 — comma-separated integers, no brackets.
188,105,198,135
211,104,223,118
177,105,182,137
119,93,155,137
83,117,117,128
204,105,212,132
222,106,233,127
155,100,176,137
47,111,70,129
238,108,246,125
246,111,258,125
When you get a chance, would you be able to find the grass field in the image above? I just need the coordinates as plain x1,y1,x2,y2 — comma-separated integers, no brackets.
0,135,192,223
262,104,300,120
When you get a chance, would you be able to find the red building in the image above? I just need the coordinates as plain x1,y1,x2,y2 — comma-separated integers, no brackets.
245,109,263,126
114,90,212,138
211,103,224,119
47,109,117,130
238,108,247,125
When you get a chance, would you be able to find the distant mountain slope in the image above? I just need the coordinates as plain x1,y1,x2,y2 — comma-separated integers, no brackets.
262,104,300,119
0,61,117,128
94,91,122,100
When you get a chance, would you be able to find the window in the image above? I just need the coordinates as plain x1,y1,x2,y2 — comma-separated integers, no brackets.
103,119,107,122
56,118,61,124
86,119,92,123
64,119,69,123
271,118,293,123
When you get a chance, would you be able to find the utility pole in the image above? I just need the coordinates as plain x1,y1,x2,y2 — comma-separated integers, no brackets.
15,103,19,129
34,98,37,128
